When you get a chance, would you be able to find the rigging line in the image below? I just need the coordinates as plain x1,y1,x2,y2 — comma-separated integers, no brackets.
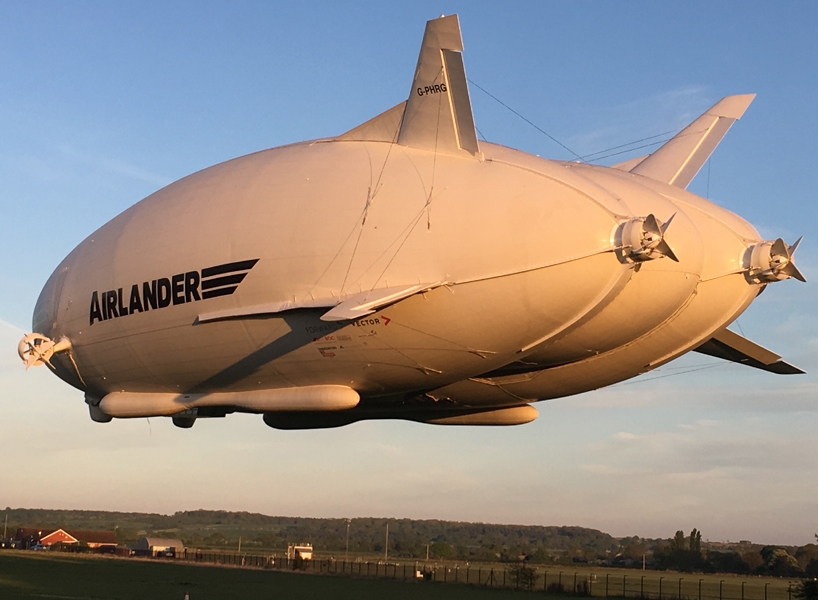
343,133,400,293
387,316,496,355
468,78,584,161
585,139,671,162
352,188,430,287
340,186,371,295
372,203,428,290
427,67,446,231
310,150,375,297
616,362,725,386
580,130,676,160
475,125,488,142
586,126,710,163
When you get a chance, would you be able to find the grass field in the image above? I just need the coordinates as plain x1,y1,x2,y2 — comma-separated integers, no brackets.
0,551,533,600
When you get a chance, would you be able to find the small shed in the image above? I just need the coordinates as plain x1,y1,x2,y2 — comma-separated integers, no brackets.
136,537,185,557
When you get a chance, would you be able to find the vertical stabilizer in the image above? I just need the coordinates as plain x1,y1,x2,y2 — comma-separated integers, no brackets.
397,15,480,157
631,94,755,189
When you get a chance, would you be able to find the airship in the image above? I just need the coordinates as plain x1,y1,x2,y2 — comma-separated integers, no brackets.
18,14,805,430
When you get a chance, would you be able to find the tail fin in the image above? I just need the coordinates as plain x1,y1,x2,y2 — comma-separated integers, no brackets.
694,327,804,374
397,14,480,157
631,94,755,189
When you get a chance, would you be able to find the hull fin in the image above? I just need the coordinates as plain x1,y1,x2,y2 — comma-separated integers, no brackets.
694,327,804,374
631,94,755,189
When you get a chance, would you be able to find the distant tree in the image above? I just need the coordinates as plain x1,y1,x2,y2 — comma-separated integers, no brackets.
741,551,764,572
689,529,702,553
794,579,818,600
508,563,538,591
796,545,818,570
623,543,648,560
707,551,750,574
429,541,455,559
672,531,687,551
760,546,802,577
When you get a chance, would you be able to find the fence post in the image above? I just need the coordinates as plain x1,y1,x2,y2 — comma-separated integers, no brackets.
624,575,628,598
720,580,724,600
560,571,564,590
699,579,703,600
589,573,594,596
606,573,609,597
788,583,792,600
765,583,769,600
545,570,548,593
660,576,664,600
679,579,683,600
574,572,578,594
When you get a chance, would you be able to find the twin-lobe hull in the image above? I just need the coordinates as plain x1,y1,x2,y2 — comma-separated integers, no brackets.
22,14,801,428
36,138,761,413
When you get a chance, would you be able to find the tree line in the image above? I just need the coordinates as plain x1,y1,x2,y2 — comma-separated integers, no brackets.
3,508,816,575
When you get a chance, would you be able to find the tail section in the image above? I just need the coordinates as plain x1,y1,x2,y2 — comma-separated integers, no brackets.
631,94,755,189
397,14,480,156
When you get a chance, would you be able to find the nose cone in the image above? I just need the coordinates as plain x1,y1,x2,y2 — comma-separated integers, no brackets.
32,258,74,339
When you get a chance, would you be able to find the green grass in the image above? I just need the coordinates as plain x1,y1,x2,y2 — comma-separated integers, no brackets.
0,551,532,600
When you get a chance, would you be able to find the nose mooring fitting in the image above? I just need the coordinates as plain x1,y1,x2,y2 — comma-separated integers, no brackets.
746,237,806,284
618,214,679,263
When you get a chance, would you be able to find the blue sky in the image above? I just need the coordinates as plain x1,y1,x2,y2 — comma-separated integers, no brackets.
1,2,817,545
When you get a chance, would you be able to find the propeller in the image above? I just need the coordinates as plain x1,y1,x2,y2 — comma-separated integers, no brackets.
748,237,806,283
620,213,679,263
17,333,71,370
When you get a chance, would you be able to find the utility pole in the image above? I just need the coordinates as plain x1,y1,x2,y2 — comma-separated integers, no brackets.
238,537,241,553
3,513,7,539
426,543,430,561
345,519,350,561
384,523,388,562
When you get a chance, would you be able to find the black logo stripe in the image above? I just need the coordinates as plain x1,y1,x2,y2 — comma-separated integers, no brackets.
201,273,247,291
201,259,259,279
202,286,240,300
89,258,259,325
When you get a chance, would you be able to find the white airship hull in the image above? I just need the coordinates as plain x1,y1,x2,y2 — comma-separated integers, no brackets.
21,14,803,428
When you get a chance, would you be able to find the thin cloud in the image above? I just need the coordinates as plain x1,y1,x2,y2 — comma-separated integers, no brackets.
56,144,172,187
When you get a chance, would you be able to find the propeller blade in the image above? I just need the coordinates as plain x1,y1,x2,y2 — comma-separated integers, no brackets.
660,213,676,234
655,239,679,262
643,214,662,236
782,261,807,283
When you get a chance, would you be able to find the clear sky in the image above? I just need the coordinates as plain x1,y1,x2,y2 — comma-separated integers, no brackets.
1,2,816,546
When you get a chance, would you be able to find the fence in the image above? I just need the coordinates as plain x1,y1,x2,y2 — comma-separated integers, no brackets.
168,550,799,600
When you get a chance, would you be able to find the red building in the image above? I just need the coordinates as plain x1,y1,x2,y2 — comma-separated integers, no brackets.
14,527,117,549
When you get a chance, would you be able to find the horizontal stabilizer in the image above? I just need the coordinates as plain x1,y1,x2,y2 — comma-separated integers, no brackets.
321,282,444,321
694,328,804,374
631,94,755,189
398,14,480,156
196,282,444,324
